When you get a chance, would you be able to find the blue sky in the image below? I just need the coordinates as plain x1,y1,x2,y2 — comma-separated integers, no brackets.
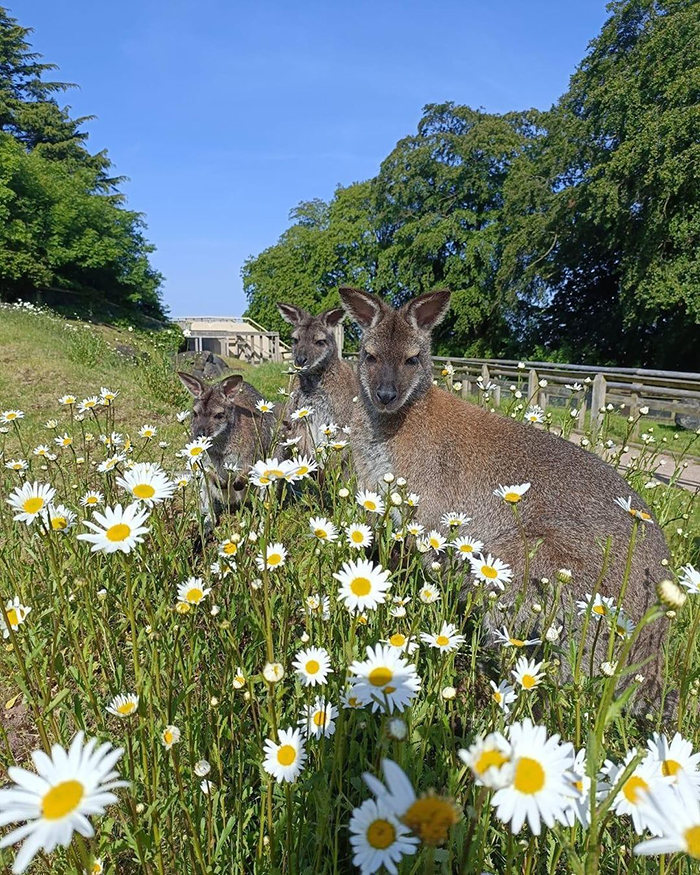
22,1,609,318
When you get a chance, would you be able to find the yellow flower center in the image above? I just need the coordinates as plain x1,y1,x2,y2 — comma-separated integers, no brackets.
314,528,327,539
364,500,376,511
504,492,521,503
87,496,98,504
369,666,393,687
347,696,359,707
133,483,156,499
267,553,282,566
366,818,395,850
684,825,700,859
42,780,84,820
475,749,509,775
164,730,174,745
430,538,440,548
190,447,204,456
23,497,44,514
389,634,406,647
521,674,537,689
422,590,433,600
509,638,525,647
6,413,17,419
481,565,497,579
459,544,473,553
402,796,460,846
662,759,682,777
493,691,502,703
514,757,545,794
574,779,584,793
312,710,327,727
592,605,607,615
267,469,284,478
350,577,371,597
6,608,19,626
51,517,67,531
351,530,364,543
176,602,190,614
187,588,204,603
623,775,649,804
277,745,296,766
223,542,237,554
305,660,320,674
297,466,309,475
117,701,136,715
435,635,450,647
106,523,131,542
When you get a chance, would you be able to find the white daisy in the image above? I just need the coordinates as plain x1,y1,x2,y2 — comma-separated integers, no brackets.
576,592,616,620
634,777,700,859
77,503,150,554
58,395,77,406
5,459,28,471
420,622,466,652
347,643,421,714
512,656,545,691
469,553,513,589
646,732,700,788
459,732,514,789
255,399,275,414
382,633,419,655
179,437,213,461
614,495,653,523
298,697,338,738
0,410,24,424
493,626,541,648
289,455,318,478
161,726,181,749
176,577,211,606
293,647,332,686
0,731,127,875
262,727,306,783
96,454,126,474
255,542,287,571
107,694,139,718
562,747,592,828
406,523,425,538
308,516,338,542
1,598,32,639
6,481,56,525
679,565,700,595
440,511,471,529
422,530,447,553
334,559,392,612
524,405,544,424
290,406,313,421
80,491,104,509
489,680,517,714
32,446,51,458
348,798,418,874
602,750,666,834
303,594,330,620
346,523,374,550
117,462,175,506
405,493,420,507
78,397,100,414
138,424,157,438
493,483,531,504
356,490,385,514
99,388,118,403
418,584,441,604
43,504,76,533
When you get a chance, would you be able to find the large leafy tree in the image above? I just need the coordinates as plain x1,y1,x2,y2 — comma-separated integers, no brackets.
0,6,164,318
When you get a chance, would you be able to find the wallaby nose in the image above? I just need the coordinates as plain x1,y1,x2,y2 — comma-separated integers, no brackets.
295,354,308,367
376,385,398,405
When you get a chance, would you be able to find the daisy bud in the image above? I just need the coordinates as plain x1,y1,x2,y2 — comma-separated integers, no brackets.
97,588,107,599
263,662,284,683
657,579,685,609
441,686,457,700
540,577,549,585
243,691,251,700
383,472,394,483
210,697,219,707
387,717,407,740
220,619,230,630
454,381,462,391
556,568,572,583
194,759,211,777
600,661,617,677
248,531,258,542
640,406,649,415
338,488,349,498
539,379,547,387
532,603,542,613
300,632,310,643
634,674,645,684
430,561,441,572
666,610,676,620
210,605,220,616
390,492,402,506
488,591,498,600
545,625,561,643
136,803,145,814
396,477,407,487
661,558,669,566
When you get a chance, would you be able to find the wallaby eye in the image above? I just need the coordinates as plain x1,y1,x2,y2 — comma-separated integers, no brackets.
405,355,420,366
214,412,225,420
365,353,377,364
315,339,326,347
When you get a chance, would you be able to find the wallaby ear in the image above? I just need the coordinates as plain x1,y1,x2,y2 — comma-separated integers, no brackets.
178,371,206,397
321,308,345,328
403,290,451,331
277,302,306,325
219,374,243,397
339,287,386,329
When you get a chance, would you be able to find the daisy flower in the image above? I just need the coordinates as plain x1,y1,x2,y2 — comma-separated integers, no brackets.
138,424,157,438
490,680,517,714
420,622,466,652
293,646,333,686
232,667,246,689
356,490,385,514
1,598,32,639
218,537,240,558
117,462,176,506
406,523,425,538
334,558,392,612
77,503,150,554
32,446,51,458
99,388,118,403
382,633,419,655
309,516,338,542
524,405,544,424
459,732,514,789
58,395,77,406
469,553,513,589
418,584,440,604
298,697,338,738
262,728,306,783
5,459,29,472
0,410,24,424
249,457,290,486
405,493,420,507
80,491,104,509
493,483,531,504
0,731,126,875
97,454,126,474
602,750,665,834
614,495,653,523
78,397,100,414
255,399,275,414
576,592,616,620
493,626,541,648
646,732,700,788
194,759,211,777
562,747,592,828
304,594,330,620
490,719,575,835
255,542,287,570
512,656,545,691
176,577,211,606
6,481,56,525
290,455,318,478
347,643,421,714
348,798,419,874
290,406,313,421
634,777,700,859
179,437,213,462
341,689,364,710
422,530,447,553
679,565,700,595
613,612,635,639
161,726,181,750
43,504,77,533
346,523,373,550
107,694,139,718
441,511,471,529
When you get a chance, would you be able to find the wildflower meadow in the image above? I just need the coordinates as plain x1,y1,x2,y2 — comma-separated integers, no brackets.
1,303,700,874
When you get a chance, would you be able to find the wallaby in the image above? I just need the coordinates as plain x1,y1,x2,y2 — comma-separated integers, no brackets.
277,303,358,452
339,286,671,711
178,372,284,530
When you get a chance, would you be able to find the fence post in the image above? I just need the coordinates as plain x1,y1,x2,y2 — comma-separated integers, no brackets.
591,373,607,436
528,369,540,407
492,385,501,408
577,398,587,431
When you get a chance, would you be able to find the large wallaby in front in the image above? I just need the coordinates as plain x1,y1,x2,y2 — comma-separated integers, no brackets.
339,286,671,711
277,303,358,452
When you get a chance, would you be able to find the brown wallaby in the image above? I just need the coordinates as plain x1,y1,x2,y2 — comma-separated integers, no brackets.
178,372,284,530
339,286,671,711
277,303,358,452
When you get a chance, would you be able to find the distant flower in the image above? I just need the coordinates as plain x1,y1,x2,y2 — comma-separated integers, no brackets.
493,483,531,504
440,511,471,529
107,694,139,718
493,626,541,649
43,504,77,533
346,523,373,550
290,406,313,421
419,584,440,604
161,725,181,749
177,577,211,606
420,622,466,652
298,697,338,738
309,516,338,542
5,459,28,471
293,647,332,686
469,553,513,589
255,542,287,571
614,496,653,523
255,399,276,414
490,680,517,714
356,490,385,514
80,491,104,509
77,503,150,554
1,597,32,639
524,405,545,424
347,644,421,714
263,728,306,783
138,424,157,438
576,592,616,620
0,410,24,424
512,656,545,691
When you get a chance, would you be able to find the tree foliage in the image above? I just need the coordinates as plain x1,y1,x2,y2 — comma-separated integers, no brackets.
0,6,165,319
244,0,699,368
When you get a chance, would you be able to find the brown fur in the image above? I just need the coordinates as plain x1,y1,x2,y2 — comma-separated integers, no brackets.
340,286,671,711
277,303,358,452
178,372,284,529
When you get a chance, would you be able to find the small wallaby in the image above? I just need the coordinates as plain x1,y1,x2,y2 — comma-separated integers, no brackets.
277,303,358,451
178,372,284,530
339,286,671,710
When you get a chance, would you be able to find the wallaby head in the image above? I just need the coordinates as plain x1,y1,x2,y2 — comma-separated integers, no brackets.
177,372,247,440
277,303,344,373
339,287,451,414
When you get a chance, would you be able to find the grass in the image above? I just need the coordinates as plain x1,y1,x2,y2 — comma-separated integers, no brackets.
0,302,699,874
